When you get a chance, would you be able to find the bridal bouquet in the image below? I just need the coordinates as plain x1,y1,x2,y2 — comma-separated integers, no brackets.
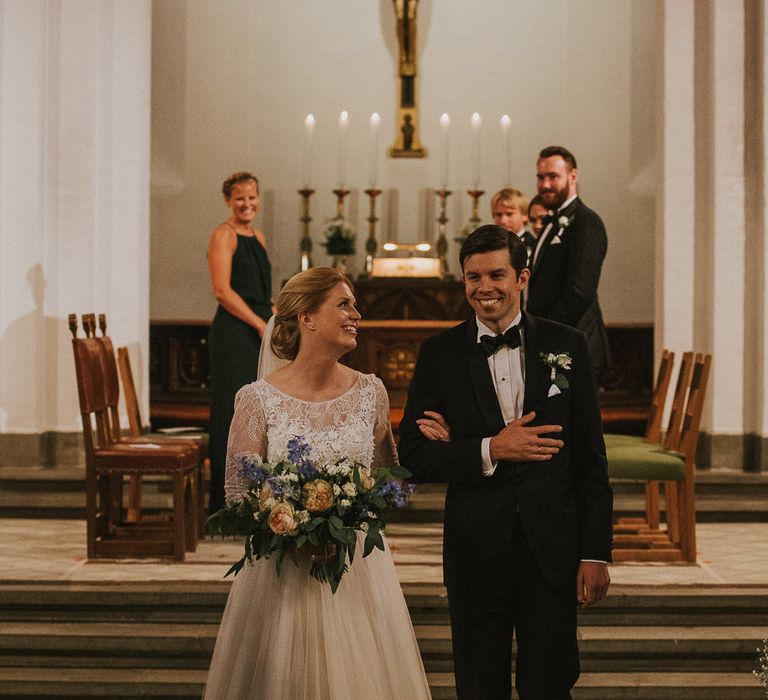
207,436,414,593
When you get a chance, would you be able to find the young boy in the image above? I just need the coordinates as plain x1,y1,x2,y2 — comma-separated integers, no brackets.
491,187,536,265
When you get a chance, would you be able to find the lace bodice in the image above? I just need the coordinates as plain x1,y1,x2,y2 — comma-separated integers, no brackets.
224,372,398,502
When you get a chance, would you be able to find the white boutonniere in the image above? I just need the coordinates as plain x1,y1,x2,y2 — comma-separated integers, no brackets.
548,215,571,247
540,352,572,396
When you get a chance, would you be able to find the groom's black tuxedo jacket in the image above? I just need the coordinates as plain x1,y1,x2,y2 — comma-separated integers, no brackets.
526,196,610,371
398,313,613,594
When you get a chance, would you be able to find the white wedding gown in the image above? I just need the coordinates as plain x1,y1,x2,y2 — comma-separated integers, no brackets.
203,372,431,700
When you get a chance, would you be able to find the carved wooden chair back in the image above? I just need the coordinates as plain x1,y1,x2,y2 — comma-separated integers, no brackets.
663,351,695,450
117,346,143,437
82,313,125,443
645,349,674,444
671,352,712,562
69,314,113,452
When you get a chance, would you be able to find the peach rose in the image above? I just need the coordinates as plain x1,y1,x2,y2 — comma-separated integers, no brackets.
258,483,276,510
359,469,375,492
302,479,334,512
267,503,298,536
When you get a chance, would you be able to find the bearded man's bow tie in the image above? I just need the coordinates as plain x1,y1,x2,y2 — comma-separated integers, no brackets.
479,325,522,356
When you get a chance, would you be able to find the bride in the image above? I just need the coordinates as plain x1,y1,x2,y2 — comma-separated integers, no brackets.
203,267,432,699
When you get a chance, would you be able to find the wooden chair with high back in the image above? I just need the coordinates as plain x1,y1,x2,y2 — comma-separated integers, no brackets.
609,353,711,563
604,348,675,528
117,343,208,536
609,351,693,535
71,313,201,560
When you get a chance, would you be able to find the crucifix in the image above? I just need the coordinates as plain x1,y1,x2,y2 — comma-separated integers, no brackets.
390,0,426,157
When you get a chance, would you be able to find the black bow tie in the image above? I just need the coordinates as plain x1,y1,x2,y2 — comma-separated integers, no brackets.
479,325,522,356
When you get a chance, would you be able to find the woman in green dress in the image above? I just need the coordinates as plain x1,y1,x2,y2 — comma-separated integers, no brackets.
207,172,273,513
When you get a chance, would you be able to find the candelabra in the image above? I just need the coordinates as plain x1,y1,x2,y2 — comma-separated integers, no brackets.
363,188,382,277
434,189,452,278
332,188,351,219
327,189,354,274
467,189,485,231
297,188,315,271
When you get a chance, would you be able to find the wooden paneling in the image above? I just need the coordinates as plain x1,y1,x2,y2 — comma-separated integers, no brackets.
150,313,652,433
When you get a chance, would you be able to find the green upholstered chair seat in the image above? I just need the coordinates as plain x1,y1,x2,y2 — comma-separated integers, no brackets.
604,434,650,449
607,444,685,482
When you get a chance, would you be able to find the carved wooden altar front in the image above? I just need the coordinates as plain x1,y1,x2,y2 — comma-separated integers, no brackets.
344,320,458,412
149,283,652,434
352,277,470,320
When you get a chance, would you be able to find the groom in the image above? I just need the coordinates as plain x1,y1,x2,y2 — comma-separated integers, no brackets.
398,226,613,700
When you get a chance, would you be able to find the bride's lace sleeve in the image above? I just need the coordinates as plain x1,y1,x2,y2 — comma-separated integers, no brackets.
371,376,399,470
224,383,268,503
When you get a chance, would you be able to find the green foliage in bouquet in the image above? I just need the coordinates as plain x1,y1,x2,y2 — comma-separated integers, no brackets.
756,638,768,697
207,436,413,594
321,217,356,256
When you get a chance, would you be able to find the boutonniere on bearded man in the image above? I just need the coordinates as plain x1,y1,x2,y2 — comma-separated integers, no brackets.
549,215,571,246
540,352,572,394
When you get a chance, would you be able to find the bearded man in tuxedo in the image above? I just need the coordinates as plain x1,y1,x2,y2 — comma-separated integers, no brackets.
398,226,613,700
527,146,610,375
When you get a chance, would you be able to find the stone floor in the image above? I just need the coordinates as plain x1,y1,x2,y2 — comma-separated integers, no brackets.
2,519,768,586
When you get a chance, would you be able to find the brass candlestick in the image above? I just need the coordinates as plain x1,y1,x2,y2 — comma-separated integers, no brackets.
298,188,315,271
435,189,452,278
467,189,485,230
332,188,351,219
363,188,382,277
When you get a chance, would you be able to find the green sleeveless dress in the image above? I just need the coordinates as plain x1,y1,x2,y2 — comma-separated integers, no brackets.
208,234,272,512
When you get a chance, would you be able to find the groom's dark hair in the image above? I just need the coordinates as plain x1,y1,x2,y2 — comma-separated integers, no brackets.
459,224,528,276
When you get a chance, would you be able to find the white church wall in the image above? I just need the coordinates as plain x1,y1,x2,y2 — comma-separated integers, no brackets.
0,0,151,461
150,0,655,326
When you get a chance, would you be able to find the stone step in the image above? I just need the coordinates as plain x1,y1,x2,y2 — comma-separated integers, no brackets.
0,621,761,672
2,583,767,627
3,466,768,522
0,583,765,699
0,668,763,700
431,672,766,700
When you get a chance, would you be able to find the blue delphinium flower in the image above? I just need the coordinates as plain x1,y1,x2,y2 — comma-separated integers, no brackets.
287,435,311,464
238,454,269,484
377,481,415,509
287,435,319,479
262,474,300,501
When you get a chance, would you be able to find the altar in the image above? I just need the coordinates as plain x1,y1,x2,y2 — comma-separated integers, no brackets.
149,275,652,434
352,277,470,321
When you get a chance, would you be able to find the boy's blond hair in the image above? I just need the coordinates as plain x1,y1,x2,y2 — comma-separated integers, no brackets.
490,187,529,215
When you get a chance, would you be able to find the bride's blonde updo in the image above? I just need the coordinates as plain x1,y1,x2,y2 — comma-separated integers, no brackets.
271,267,354,360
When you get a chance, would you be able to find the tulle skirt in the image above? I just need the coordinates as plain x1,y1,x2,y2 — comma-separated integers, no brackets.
203,534,431,699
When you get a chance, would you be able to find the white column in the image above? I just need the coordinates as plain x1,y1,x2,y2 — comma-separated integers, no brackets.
706,1,746,468
655,1,696,400
0,0,151,458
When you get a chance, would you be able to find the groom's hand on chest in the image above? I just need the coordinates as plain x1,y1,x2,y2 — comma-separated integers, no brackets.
489,411,564,463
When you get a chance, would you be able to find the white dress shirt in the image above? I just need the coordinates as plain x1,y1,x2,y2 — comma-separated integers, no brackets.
478,313,524,477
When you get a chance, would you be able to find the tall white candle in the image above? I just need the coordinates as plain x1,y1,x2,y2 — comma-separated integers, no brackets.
368,112,381,188
439,113,450,189
302,114,315,189
471,112,482,189
500,114,511,186
337,110,349,188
